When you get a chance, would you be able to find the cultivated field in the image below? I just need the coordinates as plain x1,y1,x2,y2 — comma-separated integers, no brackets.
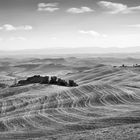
0,57,140,139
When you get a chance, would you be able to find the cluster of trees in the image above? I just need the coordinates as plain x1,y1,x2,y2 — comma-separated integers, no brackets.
120,64,140,68
133,64,140,67
17,75,78,87
0,83,7,88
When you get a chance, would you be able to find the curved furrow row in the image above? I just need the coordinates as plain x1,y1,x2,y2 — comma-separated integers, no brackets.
43,107,82,123
5,117,36,131
100,87,125,105
114,88,140,104
1,83,140,133
24,113,63,129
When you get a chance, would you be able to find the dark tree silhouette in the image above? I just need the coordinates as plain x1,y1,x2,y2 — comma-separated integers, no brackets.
17,75,78,87
57,78,68,86
27,75,43,83
49,76,57,84
18,80,29,85
69,80,78,87
40,76,49,84
0,83,7,88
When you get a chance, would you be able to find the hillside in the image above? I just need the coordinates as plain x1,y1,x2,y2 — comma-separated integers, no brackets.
0,57,140,139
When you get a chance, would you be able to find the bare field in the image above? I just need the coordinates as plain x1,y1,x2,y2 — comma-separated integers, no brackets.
0,57,140,139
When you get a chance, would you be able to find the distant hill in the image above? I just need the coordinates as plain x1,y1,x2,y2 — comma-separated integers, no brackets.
1,46,140,58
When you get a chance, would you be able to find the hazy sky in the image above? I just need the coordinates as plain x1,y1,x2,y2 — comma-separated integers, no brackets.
0,0,140,50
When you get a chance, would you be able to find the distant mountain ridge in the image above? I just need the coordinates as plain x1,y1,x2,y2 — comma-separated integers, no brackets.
0,46,140,58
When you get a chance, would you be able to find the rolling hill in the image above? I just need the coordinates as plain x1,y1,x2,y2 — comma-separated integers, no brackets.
0,57,140,139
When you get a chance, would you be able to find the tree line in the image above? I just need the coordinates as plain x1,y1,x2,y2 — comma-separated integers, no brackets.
16,75,78,87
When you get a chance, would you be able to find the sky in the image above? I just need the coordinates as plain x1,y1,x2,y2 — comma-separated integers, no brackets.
0,0,140,51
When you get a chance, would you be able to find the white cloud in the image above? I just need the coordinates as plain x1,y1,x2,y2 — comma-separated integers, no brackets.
3,24,16,31
10,37,27,41
127,24,140,28
79,30,107,38
38,7,59,12
67,7,94,14
21,25,32,30
38,3,59,12
0,38,3,41
38,3,58,7
0,24,32,31
98,1,140,14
